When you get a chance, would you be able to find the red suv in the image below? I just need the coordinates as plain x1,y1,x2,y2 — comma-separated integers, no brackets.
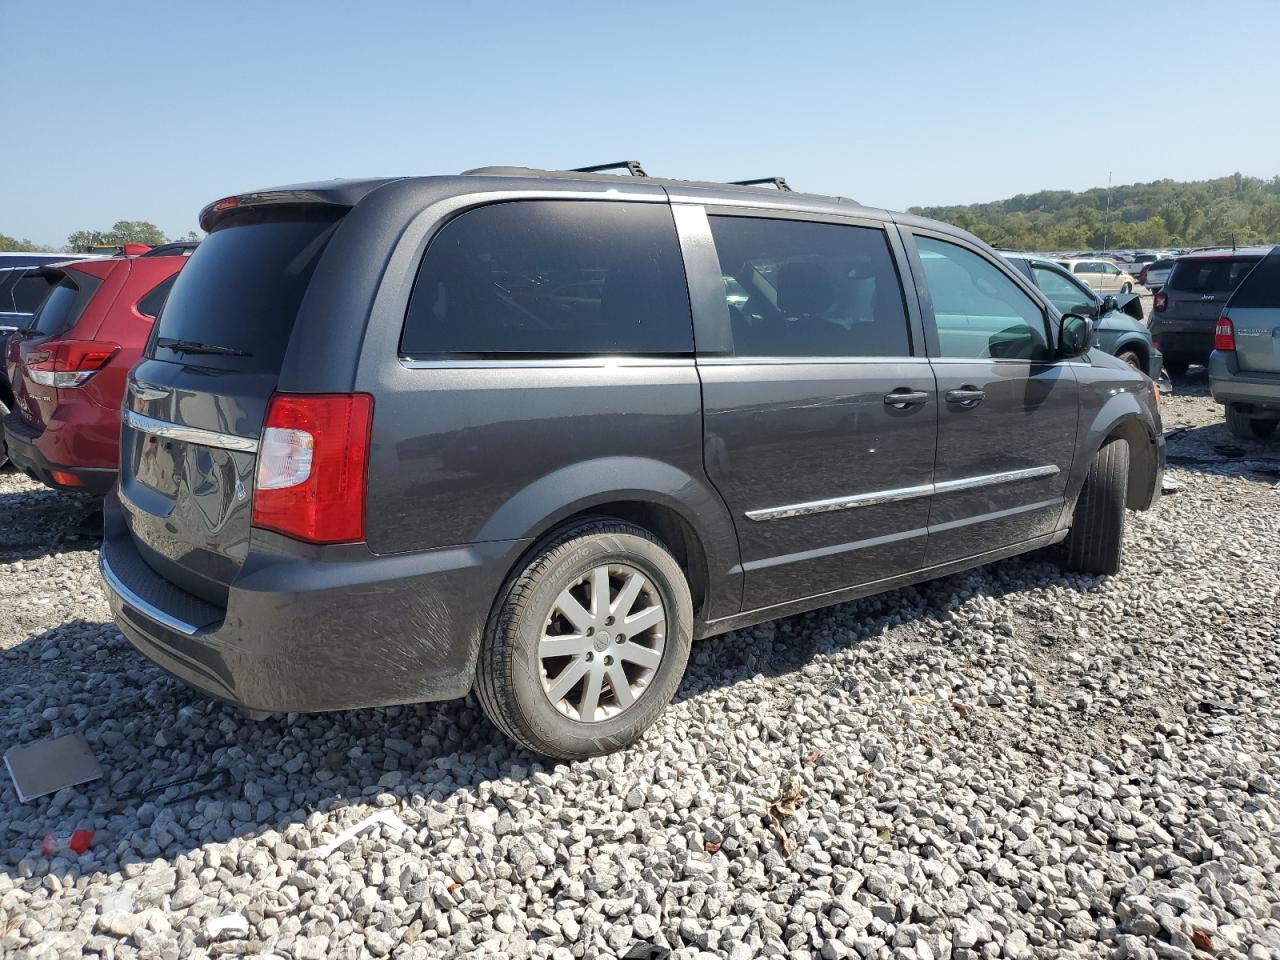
3,247,193,494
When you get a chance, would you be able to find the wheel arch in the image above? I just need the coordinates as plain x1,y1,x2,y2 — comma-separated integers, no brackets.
1078,401,1161,512
476,456,742,624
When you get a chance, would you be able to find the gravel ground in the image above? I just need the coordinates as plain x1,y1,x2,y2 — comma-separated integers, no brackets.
2,378,1279,960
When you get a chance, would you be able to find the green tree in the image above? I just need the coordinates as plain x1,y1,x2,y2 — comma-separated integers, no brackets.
0,233,49,252
66,220,170,251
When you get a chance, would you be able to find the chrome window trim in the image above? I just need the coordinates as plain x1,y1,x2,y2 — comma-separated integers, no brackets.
398,356,696,370
696,355,927,366
99,549,200,637
123,409,260,454
746,464,1060,522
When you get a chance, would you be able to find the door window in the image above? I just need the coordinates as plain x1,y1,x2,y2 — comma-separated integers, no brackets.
1031,264,1096,316
916,236,1051,362
402,200,693,358
706,215,911,358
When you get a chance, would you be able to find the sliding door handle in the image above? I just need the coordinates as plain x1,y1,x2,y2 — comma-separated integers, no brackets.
883,389,930,409
945,387,986,407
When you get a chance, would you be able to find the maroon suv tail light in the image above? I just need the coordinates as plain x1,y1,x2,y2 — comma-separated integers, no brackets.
25,340,120,388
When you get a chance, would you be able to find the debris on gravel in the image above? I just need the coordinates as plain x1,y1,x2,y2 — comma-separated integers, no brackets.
2,382,1279,960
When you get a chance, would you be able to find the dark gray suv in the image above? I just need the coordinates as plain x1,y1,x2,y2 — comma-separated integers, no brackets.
100,166,1164,758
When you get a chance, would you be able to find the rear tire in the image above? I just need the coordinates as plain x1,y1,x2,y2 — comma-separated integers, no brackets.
1063,438,1129,575
1163,358,1189,376
0,400,8,469
476,520,693,759
1226,405,1278,442
1121,282,1132,294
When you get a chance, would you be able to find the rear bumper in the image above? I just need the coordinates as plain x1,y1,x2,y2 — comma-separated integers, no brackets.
1208,351,1280,414
100,493,530,714
1149,322,1214,363
3,413,116,495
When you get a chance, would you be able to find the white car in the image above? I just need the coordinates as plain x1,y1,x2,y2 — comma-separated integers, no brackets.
1055,257,1144,295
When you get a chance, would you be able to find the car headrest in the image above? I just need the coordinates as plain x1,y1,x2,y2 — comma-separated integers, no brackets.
777,262,832,317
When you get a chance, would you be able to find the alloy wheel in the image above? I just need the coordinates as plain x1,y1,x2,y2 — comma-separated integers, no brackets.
538,563,667,723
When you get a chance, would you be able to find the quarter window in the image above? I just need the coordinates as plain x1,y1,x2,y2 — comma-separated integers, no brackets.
401,201,693,358
916,236,1051,362
707,215,911,358
137,274,177,319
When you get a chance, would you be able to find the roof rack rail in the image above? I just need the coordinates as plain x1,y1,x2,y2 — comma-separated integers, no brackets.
729,177,792,192
571,161,648,177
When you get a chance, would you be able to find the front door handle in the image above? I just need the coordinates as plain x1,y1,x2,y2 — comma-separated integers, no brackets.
945,386,986,407
883,388,930,409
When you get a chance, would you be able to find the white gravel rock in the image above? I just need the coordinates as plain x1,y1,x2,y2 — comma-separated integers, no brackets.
2,382,1280,959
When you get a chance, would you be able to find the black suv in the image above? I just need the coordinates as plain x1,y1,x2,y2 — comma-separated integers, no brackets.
1151,248,1270,373
100,166,1164,758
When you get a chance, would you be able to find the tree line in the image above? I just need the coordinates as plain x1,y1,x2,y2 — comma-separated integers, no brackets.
0,221,200,253
910,173,1280,251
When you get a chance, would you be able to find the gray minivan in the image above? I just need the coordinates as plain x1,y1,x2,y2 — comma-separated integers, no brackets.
100,166,1164,758
1210,246,1280,440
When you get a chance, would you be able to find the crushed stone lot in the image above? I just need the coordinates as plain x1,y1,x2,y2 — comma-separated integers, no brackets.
1,379,1278,960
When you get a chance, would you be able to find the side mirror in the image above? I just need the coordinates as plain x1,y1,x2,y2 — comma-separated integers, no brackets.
1058,312,1094,359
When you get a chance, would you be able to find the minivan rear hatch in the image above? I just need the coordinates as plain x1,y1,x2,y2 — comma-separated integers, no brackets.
120,205,346,605
1225,249,1280,374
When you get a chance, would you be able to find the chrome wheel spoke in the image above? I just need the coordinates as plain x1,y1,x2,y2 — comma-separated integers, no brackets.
622,604,664,638
610,571,644,619
607,661,635,710
545,655,590,703
618,642,662,670
578,667,604,723
540,634,591,659
589,566,611,621
554,588,594,634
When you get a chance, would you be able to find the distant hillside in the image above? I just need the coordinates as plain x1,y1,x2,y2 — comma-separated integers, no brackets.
909,173,1280,251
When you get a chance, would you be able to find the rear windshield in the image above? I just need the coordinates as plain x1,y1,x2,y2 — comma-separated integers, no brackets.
1167,256,1262,293
30,273,101,336
2,271,58,315
1228,251,1280,309
148,207,343,372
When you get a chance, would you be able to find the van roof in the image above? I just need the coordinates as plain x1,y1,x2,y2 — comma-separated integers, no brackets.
198,166,919,235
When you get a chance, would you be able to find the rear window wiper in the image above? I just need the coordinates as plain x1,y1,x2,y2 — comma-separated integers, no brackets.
156,337,251,357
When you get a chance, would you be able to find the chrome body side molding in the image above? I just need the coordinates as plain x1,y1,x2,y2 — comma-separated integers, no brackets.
745,465,1060,522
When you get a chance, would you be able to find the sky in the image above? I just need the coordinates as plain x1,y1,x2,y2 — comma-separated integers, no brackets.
3,0,1278,247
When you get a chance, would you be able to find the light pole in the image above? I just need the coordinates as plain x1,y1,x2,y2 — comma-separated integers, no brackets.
1102,171,1113,251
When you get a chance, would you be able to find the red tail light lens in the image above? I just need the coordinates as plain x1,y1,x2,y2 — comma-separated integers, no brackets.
251,393,373,544
1215,314,1235,352
26,340,120,388
1153,292,1167,312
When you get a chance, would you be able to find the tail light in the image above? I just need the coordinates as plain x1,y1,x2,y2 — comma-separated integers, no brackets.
1153,292,1167,312
251,393,373,544
1215,314,1235,352
25,340,120,388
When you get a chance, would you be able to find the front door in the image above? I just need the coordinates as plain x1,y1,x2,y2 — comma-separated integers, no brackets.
689,210,938,611
907,232,1080,565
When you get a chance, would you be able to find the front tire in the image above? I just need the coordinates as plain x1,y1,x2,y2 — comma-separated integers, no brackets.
1226,405,1278,442
1063,438,1129,575
476,520,693,759
1116,349,1143,372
